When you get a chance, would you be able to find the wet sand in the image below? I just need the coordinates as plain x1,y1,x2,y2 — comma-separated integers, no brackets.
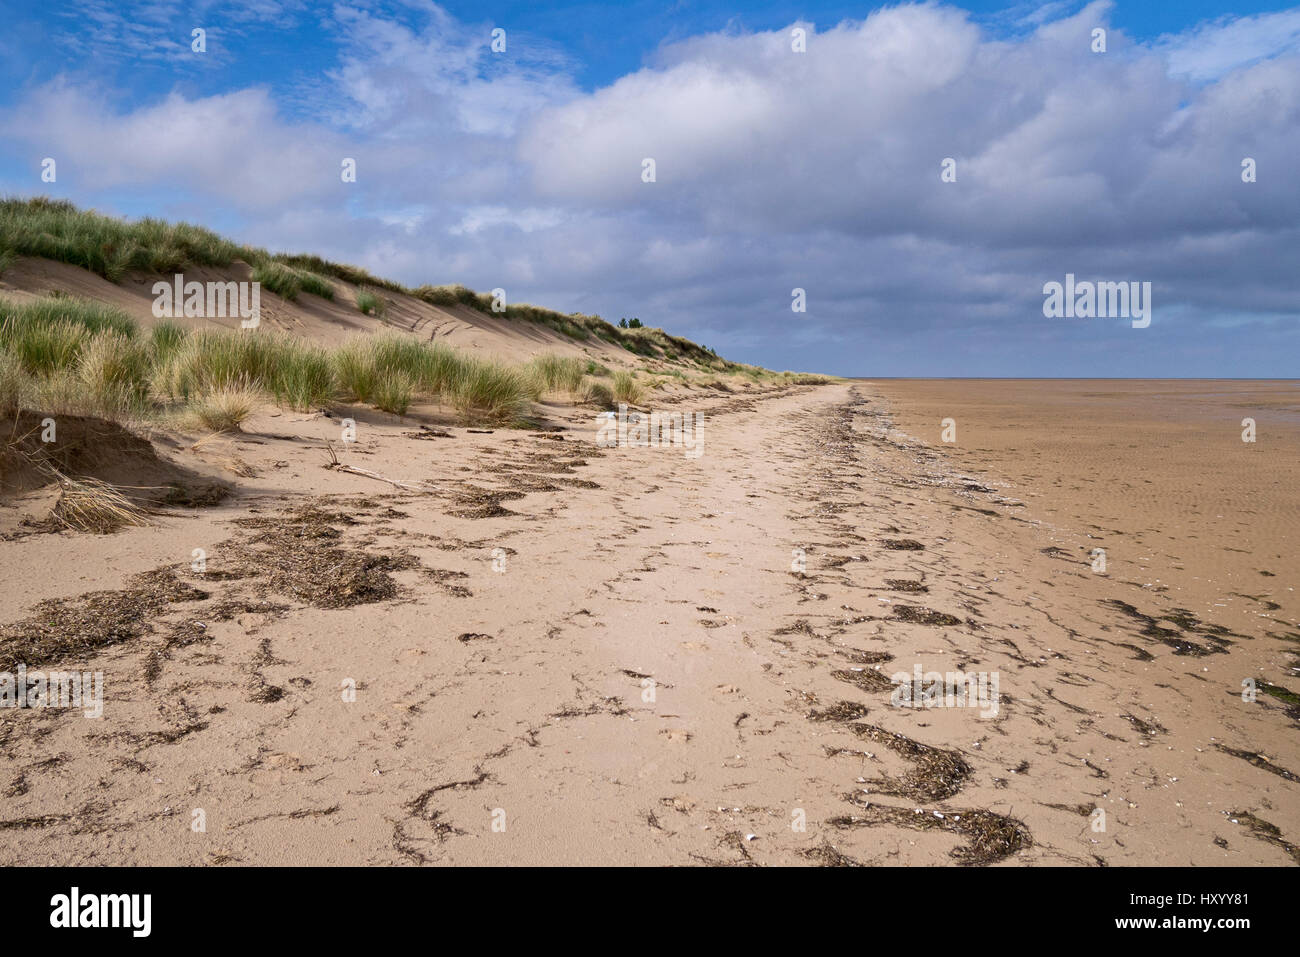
1,380,1296,865
872,379,1299,639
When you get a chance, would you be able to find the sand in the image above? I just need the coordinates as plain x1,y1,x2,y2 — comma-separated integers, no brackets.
0,380,1296,866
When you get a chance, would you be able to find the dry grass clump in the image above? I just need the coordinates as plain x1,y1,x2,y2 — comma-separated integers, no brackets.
334,334,533,422
611,370,643,404
0,349,22,415
583,379,615,409
335,334,458,404
47,470,153,533
2,316,88,375
267,343,333,410
76,331,151,415
787,373,832,385
187,381,261,432
333,337,380,403
152,329,333,411
412,283,486,310
1,294,545,430
370,334,461,394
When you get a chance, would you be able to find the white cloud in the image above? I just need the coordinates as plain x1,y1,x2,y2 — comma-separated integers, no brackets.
3,1,1298,374
1156,8,1300,81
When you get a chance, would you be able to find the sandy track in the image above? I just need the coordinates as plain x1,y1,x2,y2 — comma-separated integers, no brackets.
1,383,1295,865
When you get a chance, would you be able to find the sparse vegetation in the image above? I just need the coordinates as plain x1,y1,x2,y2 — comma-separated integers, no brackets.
0,196,247,283
0,198,735,367
187,381,261,432
355,290,385,316
528,354,585,395
0,201,792,444
450,358,534,423
47,469,153,533
583,379,615,409
612,370,643,405
412,284,485,310
297,270,336,300
0,196,398,290
252,262,333,302
372,370,414,416
1,290,786,434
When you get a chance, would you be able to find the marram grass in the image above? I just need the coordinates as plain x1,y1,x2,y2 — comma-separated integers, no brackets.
1,294,548,427
0,197,736,368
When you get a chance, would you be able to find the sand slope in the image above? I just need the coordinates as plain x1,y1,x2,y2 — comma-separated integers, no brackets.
0,255,635,367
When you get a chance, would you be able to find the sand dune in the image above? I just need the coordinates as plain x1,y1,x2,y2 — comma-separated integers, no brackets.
0,255,634,367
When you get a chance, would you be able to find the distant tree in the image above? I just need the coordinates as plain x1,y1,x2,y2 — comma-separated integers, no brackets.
628,318,643,328
618,318,628,328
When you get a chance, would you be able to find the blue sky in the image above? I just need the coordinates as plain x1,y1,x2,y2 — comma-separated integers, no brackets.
1,0,1298,375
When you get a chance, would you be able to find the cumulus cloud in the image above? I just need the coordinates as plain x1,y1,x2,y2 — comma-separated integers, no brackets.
2,1,1298,374
1,81,346,207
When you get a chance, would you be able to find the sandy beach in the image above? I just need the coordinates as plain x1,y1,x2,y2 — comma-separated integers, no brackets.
2,378,1294,866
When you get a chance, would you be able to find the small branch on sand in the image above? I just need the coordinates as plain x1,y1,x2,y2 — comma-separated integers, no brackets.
334,465,429,491
322,445,436,492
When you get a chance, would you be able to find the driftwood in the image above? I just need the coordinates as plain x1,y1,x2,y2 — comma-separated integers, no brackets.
333,464,428,491
322,444,438,493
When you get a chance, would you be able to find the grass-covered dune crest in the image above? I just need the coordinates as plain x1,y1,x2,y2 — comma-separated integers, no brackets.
0,196,746,370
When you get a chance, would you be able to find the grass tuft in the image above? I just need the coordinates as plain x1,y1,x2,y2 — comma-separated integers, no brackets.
612,370,643,405
373,370,414,416
251,262,303,301
47,469,152,534
528,354,585,395
450,358,533,424
355,289,385,316
187,381,261,432
583,379,615,409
